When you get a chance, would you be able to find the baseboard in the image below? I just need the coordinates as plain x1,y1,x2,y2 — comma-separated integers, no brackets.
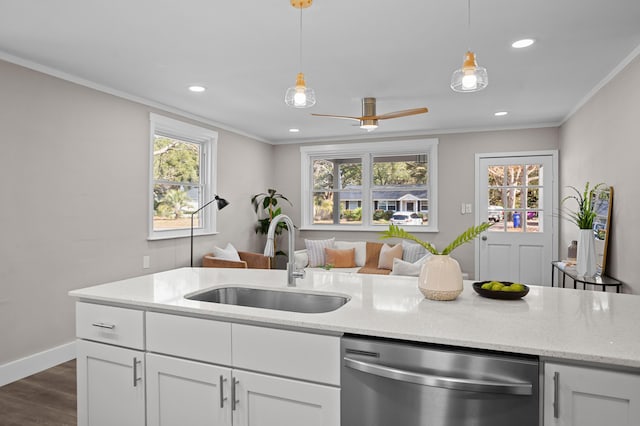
0,341,76,387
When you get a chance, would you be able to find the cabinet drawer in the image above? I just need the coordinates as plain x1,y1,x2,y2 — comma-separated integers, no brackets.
232,323,340,385
76,302,144,350
146,312,232,365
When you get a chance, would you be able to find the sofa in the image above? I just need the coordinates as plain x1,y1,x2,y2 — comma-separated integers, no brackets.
294,239,433,277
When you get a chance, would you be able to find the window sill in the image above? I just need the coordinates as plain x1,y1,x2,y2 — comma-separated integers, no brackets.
147,231,220,241
299,225,439,233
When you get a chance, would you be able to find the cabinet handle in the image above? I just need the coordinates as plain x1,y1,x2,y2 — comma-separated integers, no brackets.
219,375,228,408
133,357,142,387
231,378,239,411
91,322,115,329
553,371,559,418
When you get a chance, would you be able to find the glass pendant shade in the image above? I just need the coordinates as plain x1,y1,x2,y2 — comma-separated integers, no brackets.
285,72,316,108
450,50,488,92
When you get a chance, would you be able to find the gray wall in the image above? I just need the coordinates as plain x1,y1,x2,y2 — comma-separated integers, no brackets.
273,128,559,277
559,55,640,294
0,60,274,365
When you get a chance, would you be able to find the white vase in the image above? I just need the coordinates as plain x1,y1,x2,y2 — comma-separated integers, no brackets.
418,255,463,301
576,229,596,277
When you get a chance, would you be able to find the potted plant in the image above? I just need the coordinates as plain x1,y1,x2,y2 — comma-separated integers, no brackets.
251,188,292,261
562,182,605,276
382,222,492,300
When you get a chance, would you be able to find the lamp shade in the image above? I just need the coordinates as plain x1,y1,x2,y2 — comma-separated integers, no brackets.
285,72,316,108
450,51,488,92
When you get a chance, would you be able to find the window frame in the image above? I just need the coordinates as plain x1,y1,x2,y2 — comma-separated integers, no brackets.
300,139,438,232
148,113,219,240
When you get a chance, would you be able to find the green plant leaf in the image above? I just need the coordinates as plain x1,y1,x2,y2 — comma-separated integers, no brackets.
380,222,491,255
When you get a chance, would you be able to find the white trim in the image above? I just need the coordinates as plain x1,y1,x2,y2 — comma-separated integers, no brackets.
474,150,559,280
148,114,219,240
300,139,439,232
0,341,76,387
561,42,640,125
0,50,270,144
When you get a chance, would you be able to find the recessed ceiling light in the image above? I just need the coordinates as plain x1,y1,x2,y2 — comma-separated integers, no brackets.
512,39,535,49
188,85,206,93
289,128,300,133
494,111,508,117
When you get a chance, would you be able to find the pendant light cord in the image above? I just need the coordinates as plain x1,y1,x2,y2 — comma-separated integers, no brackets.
299,6,303,72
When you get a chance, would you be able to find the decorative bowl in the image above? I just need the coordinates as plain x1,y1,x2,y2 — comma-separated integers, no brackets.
472,281,529,300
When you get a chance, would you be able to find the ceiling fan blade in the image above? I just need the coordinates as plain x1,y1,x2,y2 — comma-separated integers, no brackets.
374,107,429,120
310,113,362,121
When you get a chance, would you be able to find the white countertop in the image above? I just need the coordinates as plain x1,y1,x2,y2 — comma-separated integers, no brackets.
69,267,640,369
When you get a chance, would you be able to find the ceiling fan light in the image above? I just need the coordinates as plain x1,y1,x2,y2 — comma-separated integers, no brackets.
285,72,316,108
451,51,488,92
360,118,378,131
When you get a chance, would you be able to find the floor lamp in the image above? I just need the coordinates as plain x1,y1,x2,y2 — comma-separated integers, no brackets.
190,195,229,267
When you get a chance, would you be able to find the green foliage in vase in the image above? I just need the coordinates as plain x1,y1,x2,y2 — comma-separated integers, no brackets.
381,222,492,255
562,182,606,229
251,188,292,257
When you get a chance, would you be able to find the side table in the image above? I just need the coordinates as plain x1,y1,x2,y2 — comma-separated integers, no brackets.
551,261,623,293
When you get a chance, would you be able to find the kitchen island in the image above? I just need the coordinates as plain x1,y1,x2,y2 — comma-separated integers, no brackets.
70,266,640,368
70,267,640,426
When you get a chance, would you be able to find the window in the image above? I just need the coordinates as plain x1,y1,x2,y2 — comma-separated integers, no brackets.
300,139,438,231
149,114,218,240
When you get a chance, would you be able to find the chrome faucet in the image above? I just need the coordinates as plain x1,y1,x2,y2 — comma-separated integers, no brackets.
264,214,305,286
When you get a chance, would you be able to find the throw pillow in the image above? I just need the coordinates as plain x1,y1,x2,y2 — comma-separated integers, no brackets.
212,242,241,261
402,240,428,263
377,243,403,270
305,238,335,267
324,247,356,268
334,241,367,266
390,258,422,276
363,241,384,268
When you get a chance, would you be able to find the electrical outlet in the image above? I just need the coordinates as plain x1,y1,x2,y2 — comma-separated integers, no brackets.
143,256,150,269
465,203,472,214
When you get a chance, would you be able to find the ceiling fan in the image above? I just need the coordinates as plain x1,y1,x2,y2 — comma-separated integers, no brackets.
311,97,428,131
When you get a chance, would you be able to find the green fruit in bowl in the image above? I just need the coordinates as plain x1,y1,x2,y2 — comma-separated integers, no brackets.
510,283,526,292
500,286,513,292
481,283,493,290
490,283,505,291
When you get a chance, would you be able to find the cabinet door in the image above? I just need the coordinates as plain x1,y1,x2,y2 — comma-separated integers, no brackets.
232,369,340,426
77,340,145,426
146,353,232,426
544,362,640,426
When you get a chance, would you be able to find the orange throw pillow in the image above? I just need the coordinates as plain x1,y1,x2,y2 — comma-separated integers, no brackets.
324,247,357,268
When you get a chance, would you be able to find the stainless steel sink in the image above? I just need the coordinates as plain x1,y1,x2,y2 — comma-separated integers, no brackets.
185,286,350,313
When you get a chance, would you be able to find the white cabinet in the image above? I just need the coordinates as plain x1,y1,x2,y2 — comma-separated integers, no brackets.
76,305,340,426
146,353,232,426
233,369,340,426
145,354,339,426
76,302,146,426
76,340,145,426
544,362,640,426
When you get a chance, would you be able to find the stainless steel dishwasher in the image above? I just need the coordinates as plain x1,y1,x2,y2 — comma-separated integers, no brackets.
341,335,539,426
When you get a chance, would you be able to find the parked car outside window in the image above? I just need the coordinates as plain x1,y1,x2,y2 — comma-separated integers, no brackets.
390,211,422,225
488,206,504,223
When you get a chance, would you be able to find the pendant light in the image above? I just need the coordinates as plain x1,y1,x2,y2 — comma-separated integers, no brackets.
450,0,488,93
285,0,316,108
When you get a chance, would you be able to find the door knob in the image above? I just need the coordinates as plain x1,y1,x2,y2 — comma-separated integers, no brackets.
481,236,487,241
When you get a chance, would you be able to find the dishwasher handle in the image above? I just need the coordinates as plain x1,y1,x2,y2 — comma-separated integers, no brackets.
344,356,533,396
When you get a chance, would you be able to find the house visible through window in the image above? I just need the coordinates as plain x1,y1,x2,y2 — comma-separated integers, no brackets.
149,114,218,240
301,139,438,231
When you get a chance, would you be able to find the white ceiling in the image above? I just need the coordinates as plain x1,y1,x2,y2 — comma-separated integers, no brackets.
1,0,640,144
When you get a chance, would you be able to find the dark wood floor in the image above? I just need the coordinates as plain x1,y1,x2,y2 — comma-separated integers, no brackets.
0,360,77,426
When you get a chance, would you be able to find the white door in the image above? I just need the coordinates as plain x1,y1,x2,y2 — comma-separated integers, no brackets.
544,363,640,425
476,152,557,285
146,353,232,426
232,369,340,426
76,340,146,426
